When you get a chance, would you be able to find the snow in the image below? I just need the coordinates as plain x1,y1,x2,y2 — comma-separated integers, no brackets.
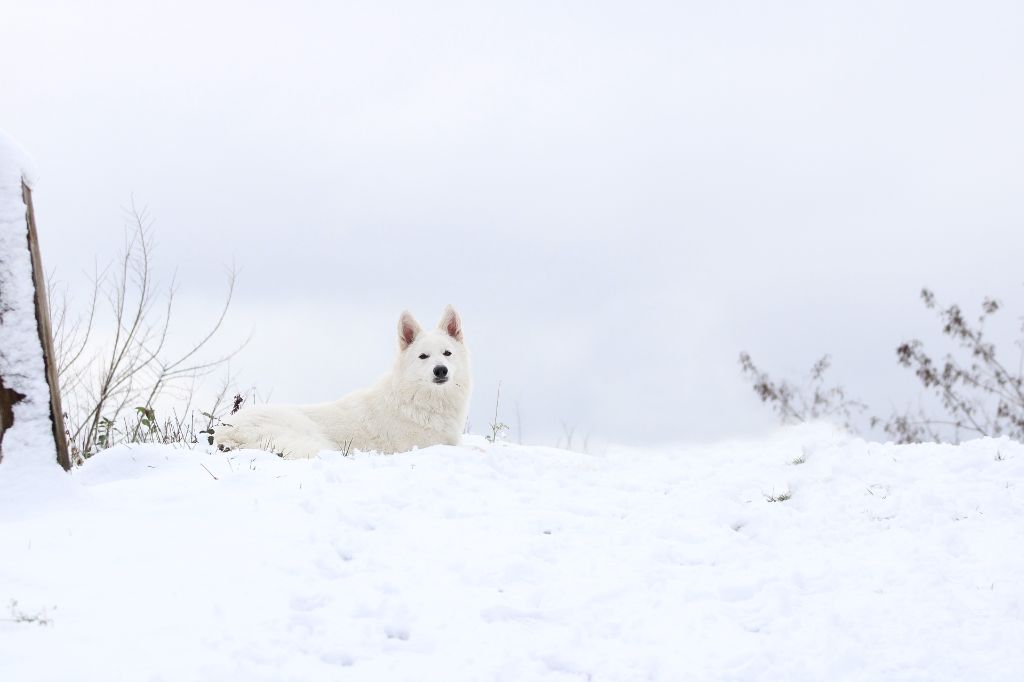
1,425,1022,680
0,130,59,477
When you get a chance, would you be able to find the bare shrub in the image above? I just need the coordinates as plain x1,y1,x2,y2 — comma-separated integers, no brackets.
557,420,576,451
50,203,246,462
876,289,1024,443
741,288,1024,443
738,352,866,430
486,381,509,443
4,600,54,627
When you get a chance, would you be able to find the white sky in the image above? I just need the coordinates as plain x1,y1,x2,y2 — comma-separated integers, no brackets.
4,0,1024,446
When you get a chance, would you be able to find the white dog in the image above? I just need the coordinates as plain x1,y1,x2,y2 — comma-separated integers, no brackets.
213,306,472,458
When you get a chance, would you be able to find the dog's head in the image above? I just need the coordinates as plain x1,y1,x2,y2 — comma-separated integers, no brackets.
394,305,471,394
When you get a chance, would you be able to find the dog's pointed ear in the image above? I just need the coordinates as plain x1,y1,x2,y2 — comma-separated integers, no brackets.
438,304,463,342
398,311,422,350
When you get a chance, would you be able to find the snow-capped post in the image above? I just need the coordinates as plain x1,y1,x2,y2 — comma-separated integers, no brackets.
0,132,71,471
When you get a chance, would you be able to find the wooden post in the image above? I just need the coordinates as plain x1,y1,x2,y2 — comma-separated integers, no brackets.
23,182,71,470
0,165,71,471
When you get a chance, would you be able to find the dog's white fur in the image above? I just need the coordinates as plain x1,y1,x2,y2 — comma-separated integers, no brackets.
213,306,472,458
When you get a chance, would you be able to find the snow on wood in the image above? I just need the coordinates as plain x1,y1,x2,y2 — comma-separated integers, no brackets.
0,131,70,471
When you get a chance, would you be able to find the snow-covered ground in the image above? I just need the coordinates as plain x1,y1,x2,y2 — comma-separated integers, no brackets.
1,425,1023,681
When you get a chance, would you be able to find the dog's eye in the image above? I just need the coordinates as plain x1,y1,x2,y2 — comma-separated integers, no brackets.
418,353,429,360
443,350,452,357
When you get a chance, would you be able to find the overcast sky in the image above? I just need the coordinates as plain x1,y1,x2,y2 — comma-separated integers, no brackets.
4,0,1024,446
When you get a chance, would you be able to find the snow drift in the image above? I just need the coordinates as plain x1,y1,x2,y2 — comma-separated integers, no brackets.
1,425,1022,681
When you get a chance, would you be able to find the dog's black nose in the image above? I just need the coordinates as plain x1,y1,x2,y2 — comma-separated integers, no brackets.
433,365,448,379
